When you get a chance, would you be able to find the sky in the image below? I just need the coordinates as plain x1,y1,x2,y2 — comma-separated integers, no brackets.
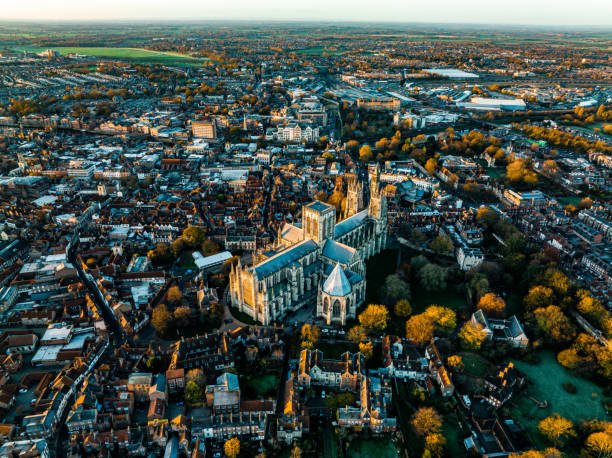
3,0,612,26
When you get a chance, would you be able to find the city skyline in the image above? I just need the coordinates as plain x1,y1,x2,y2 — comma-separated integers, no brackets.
3,0,612,26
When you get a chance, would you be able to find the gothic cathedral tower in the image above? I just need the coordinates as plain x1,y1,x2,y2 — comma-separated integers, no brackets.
345,174,364,218
368,163,387,221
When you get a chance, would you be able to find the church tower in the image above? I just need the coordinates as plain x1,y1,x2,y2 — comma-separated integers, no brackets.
345,174,364,218
368,163,386,221
303,200,336,245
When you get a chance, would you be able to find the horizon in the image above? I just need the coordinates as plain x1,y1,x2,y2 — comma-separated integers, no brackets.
3,0,612,27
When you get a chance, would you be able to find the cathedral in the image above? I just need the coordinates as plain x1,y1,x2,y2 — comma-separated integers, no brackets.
229,165,388,326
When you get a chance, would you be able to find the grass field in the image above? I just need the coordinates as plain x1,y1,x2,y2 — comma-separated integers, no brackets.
243,374,278,398
11,46,209,66
511,351,609,424
364,249,398,305
556,196,583,207
443,413,469,457
411,283,468,314
460,352,494,377
347,438,399,458
294,46,346,56
228,306,258,325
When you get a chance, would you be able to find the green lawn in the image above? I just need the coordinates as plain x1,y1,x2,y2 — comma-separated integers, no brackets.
243,374,278,398
505,293,523,317
316,341,357,360
364,249,399,305
511,351,609,424
556,196,583,207
460,352,494,377
11,46,209,66
294,46,346,56
228,306,258,325
411,284,467,314
347,438,399,458
443,414,469,457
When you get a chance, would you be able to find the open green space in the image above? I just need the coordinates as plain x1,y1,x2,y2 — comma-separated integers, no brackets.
364,249,398,305
443,414,469,457
10,46,209,66
570,124,612,141
505,293,523,317
411,284,467,314
228,305,258,325
507,351,610,450
347,438,399,458
294,46,347,56
460,352,494,377
316,340,357,360
243,373,278,398
511,351,609,424
556,196,583,207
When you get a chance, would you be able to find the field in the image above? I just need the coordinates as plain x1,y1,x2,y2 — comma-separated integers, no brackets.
294,46,346,56
347,438,399,458
460,352,494,377
364,249,399,305
443,413,469,457
243,374,278,398
411,284,468,315
512,351,609,423
509,351,610,449
10,46,209,66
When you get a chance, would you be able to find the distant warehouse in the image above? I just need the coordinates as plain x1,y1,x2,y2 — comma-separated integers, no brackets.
192,251,233,271
457,97,526,111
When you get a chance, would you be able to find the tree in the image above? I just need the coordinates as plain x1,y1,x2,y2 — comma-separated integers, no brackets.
174,306,192,327
411,407,442,436
224,437,240,458
290,443,303,458
394,299,412,318
430,234,452,254
447,355,464,372
557,348,580,370
380,274,411,306
423,305,457,334
419,264,447,292
347,139,360,152
579,197,593,209
541,160,560,178
585,430,612,458
425,158,438,175
201,239,221,256
359,341,374,359
509,450,562,458
182,225,206,247
358,304,389,332
185,380,203,403
152,303,173,336
524,286,554,312
507,158,537,185
301,324,321,347
533,306,575,344
539,415,575,448
347,325,367,344
459,321,488,350
478,293,506,317
186,368,206,387
405,314,435,344
167,286,183,304
425,433,446,458
359,144,373,162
